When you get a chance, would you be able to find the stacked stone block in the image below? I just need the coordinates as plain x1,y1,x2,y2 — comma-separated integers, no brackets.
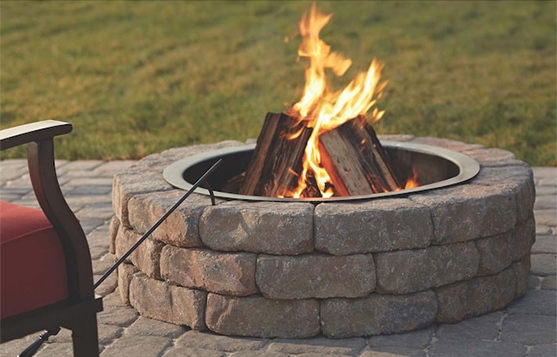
110,137,535,338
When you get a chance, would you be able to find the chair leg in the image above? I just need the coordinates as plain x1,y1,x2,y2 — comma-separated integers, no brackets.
70,313,99,357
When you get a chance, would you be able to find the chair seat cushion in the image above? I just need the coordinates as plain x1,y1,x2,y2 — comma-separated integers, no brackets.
1,200,68,318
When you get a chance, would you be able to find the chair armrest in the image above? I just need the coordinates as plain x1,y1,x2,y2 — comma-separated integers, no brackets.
0,120,72,150
1,120,95,301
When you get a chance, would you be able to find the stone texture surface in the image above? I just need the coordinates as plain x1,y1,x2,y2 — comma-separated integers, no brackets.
501,314,557,345
315,198,433,255
470,165,535,222
100,335,171,357
409,137,484,152
429,340,526,357
176,330,268,352
435,267,516,322
266,337,366,355
114,226,164,279
128,190,217,248
205,294,320,338
129,273,206,329
410,184,517,244
360,347,425,357
126,316,186,338
475,231,515,276
320,291,437,338
512,256,531,298
256,253,376,299
162,347,225,357
200,202,314,255
117,262,139,305
530,253,557,276
377,134,415,142
513,216,536,261
435,311,503,341
367,326,434,348
160,246,257,296
108,216,120,255
506,290,557,316
460,147,526,167
112,170,173,227
531,234,557,254
375,242,479,294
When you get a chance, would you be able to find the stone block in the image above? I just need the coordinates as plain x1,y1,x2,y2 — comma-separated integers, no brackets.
461,147,527,167
114,226,164,279
409,137,484,152
266,336,366,355
377,134,415,142
205,294,319,338
501,314,556,345
129,273,206,329
410,185,516,244
506,290,557,316
176,330,268,352
320,290,437,338
470,165,535,222
475,231,514,276
315,198,433,255
129,190,219,248
512,255,530,298
368,326,434,348
435,311,503,341
200,202,314,255
256,254,375,299
530,253,557,277
528,344,557,357
112,170,173,227
126,316,186,338
162,347,226,357
118,263,139,305
108,216,120,255
160,246,257,296
375,242,479,294
361,347,425,357
513,216,536,261
531,234,557,254
535,195,557,210
429,340,526,357
435,267,516,323
99,335,172,357
535,209,557,227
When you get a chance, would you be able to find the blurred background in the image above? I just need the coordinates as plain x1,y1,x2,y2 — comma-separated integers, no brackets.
1,1,555,165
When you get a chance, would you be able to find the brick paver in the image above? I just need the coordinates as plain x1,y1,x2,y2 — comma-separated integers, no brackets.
1,161,555,357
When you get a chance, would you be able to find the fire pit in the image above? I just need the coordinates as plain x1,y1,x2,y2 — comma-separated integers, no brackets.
110,136,535,338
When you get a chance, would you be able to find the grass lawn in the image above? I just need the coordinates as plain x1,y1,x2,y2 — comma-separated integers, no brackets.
1,1,555,165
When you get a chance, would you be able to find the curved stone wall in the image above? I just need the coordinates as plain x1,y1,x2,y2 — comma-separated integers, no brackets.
110,136,535,338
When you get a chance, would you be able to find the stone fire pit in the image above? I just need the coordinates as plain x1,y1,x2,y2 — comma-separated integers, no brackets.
110,135,535,339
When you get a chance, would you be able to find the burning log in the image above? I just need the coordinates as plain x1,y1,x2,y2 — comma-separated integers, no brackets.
319,116,401,196
240,113,401,198
240,112,312,197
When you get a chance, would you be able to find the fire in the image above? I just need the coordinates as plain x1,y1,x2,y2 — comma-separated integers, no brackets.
404,167,420,189
282,3,388,198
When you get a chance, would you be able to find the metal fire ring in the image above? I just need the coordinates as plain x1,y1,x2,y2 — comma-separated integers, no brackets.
163,141,480,202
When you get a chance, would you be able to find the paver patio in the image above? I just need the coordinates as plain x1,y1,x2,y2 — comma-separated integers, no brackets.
0,160,555,357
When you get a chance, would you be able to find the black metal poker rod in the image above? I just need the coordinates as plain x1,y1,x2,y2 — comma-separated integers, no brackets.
94,158,222,289
19,159,223,357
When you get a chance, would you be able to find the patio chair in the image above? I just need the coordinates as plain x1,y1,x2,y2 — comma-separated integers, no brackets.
0,120,102,356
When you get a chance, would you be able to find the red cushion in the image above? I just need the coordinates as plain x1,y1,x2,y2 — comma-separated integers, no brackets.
1,200,68,318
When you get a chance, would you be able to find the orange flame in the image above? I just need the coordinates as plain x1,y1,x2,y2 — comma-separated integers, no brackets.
404,167,420,189
282,4,387,198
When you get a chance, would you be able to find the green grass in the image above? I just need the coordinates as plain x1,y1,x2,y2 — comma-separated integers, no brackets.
1,1,555,165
